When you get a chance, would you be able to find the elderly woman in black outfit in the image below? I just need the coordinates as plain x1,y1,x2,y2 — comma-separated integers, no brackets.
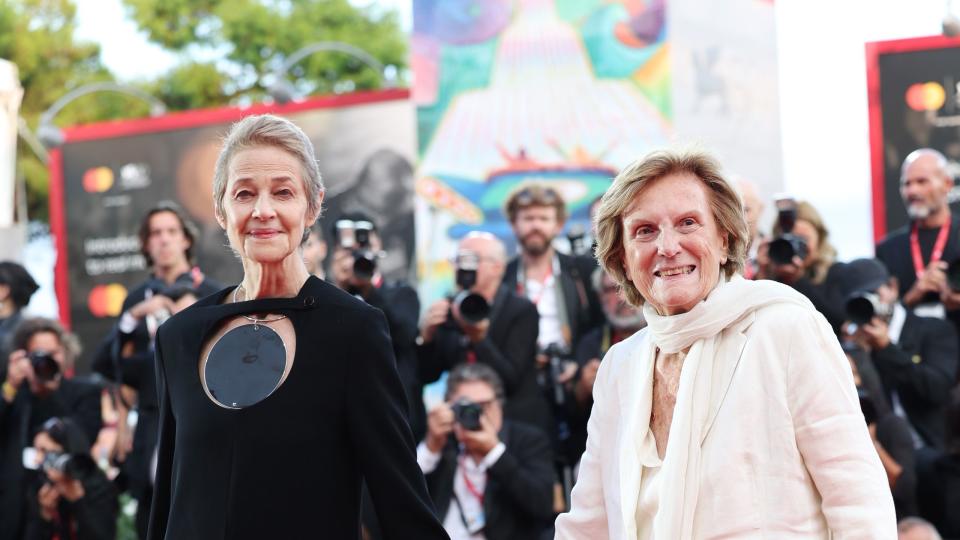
146,114,448,540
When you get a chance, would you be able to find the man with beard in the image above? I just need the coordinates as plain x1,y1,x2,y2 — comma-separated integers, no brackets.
568,268,647,469
843,258,958,451
877,149,960,334
502,185,603,367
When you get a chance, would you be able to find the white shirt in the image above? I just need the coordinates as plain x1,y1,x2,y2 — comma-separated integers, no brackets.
417,441,506,540
525,275,565,349
635,429,663,539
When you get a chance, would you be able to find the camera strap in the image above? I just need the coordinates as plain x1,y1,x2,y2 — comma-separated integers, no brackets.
910,219,951,278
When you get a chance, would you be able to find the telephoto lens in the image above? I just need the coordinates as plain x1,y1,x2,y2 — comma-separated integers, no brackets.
28,351,60,382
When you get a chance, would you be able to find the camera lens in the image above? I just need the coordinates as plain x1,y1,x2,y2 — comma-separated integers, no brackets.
29,351,60,382
454,291,490,324
845,295,877,326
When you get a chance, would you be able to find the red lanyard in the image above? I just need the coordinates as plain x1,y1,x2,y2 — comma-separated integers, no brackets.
910,219,951,278
458,455,485,502
520,266,554,306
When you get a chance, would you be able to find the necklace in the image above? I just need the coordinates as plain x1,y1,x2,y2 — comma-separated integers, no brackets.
233,284,288,329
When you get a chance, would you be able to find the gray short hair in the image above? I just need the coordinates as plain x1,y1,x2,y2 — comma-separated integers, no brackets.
594,148,749,307
212,114,324,231
445,363,506,403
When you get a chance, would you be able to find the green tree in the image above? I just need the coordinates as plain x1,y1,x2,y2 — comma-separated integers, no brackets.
127,0,407,105
4,0,150,221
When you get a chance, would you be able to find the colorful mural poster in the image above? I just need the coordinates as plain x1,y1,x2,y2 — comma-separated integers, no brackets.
413,0,671,303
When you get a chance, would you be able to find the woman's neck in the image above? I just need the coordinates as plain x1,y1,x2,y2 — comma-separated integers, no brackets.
239,256,310,300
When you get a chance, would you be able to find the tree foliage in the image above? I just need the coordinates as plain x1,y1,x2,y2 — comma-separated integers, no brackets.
9,0,407,222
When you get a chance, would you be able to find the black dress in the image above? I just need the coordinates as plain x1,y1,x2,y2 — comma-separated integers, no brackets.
146,276,448,540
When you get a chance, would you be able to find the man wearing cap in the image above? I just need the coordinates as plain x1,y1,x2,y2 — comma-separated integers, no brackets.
843,258,958,450
876,149,960,331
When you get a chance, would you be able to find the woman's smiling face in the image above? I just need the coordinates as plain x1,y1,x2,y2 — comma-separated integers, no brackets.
620,172,729,315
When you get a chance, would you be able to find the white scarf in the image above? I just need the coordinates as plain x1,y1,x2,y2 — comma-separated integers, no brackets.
636,274,813,538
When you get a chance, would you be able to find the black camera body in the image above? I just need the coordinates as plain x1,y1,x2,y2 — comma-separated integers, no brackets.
29,351,60,382
541,342,572,407
768,197,809,266
336,219,378,281
947,259,960,292
451,398,484,431
452,251,490,324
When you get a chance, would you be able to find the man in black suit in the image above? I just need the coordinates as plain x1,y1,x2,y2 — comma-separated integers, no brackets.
876,148,960,336
844,258,958,450
91,201,220,539
0,318,102,540
418,232,551,435
418,362,554,540
330,213,425,440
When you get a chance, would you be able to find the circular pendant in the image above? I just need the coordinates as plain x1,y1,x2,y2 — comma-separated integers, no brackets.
204,323,286,409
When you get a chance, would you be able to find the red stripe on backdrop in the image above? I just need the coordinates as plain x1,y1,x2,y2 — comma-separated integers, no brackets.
60,88,411,143
47,148,71,329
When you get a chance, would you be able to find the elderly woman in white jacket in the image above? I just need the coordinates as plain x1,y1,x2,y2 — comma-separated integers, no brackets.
555,149,896,539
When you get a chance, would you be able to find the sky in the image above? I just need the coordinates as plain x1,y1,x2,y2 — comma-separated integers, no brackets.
74,0,413,82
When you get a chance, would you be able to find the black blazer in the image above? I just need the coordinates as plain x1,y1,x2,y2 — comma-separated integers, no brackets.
503,253,603,353
418,287,551,434
146,277,448,540
424,421,555,540
872,309,959,449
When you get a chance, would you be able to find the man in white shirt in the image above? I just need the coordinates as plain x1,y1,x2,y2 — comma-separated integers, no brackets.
417,363,554,540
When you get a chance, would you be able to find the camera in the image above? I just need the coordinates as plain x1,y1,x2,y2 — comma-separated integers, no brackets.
567,223,588,257
336,219,378,281
845,292,892,326
29,351,60,382
541,343,571,407
22,448,97,479
452,251,490,324
451,398,484,431
768,197,809,266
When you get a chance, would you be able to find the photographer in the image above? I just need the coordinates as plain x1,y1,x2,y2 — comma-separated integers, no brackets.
0,318,101,540
330,213,425,439
418,232,551,436
22,417,118,540
89,202,219,539
418,363,554,539
0,261,40,356
841,258,958,451
757,198,847,333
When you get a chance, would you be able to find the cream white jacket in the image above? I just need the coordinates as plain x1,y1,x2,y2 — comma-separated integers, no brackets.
555,302,897,539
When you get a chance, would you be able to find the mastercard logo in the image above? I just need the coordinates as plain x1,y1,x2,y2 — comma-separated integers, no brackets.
82,167,114,193
905,82,946,112
88,284,127,317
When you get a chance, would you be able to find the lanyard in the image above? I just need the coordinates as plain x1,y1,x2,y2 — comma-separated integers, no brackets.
458,454,485,503
517,255,560,305
910,219,951,278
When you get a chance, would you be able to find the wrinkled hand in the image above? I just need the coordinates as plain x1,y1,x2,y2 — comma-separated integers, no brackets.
457,411,500,458
425,402,454,453
904,261,947,306
419,299,451,345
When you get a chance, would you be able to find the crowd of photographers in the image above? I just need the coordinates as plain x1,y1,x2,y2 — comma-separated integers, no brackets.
2,146,960,539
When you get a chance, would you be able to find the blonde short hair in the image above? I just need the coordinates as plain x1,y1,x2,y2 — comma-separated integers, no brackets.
594,149,749,307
